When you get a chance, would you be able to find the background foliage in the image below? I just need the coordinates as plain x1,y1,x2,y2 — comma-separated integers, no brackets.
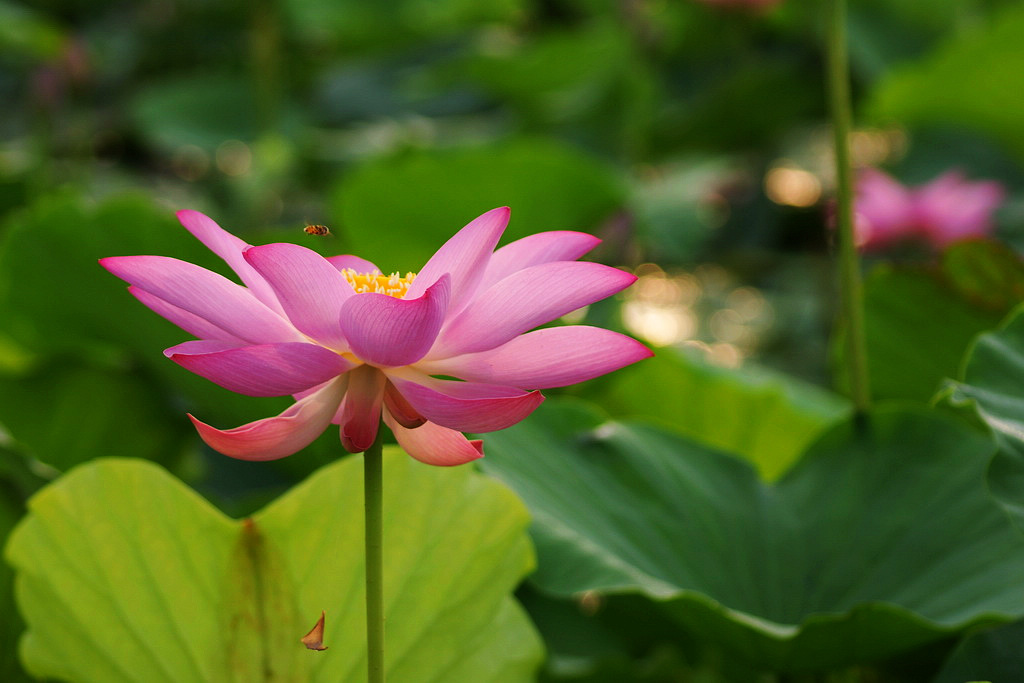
3,0,1024,681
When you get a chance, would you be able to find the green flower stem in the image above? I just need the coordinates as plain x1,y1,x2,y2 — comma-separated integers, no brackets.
826,0,871,414
364,430,385,683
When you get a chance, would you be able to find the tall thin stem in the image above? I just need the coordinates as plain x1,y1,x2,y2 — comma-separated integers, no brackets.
364,430,385,683
826,0,871,414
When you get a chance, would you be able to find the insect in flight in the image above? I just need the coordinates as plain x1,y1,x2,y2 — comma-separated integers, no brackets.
303,224,331,236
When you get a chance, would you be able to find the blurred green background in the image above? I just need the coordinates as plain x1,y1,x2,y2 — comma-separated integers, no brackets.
4,0,1024,680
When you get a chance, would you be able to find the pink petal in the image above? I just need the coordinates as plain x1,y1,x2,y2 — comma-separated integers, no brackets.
326,254,381,274
429,261,636,357
479,231,600,291
188,377,346,461
387,371,543,433
340,274,450,367
383,381,426,429
101,255,304,344
176,210,284,314
418,326,652,389
128,286,246,344
243,243,355,349
165,340,354,397
335,365,385,453
405,207,509,312
383,412,483,466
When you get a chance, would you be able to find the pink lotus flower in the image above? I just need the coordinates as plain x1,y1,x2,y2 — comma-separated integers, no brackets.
101,208,651,466
854,168,1005,250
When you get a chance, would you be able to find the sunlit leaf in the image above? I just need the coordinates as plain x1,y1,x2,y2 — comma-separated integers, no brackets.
481,399,1024,672
5,452,541,682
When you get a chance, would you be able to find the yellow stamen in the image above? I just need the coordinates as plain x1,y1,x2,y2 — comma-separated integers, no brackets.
341,269,417,298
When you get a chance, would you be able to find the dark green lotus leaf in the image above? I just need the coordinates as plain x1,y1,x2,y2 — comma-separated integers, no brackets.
932,618,1024,683
480,399,1024,672
946,304,1024,532
5,451,540,682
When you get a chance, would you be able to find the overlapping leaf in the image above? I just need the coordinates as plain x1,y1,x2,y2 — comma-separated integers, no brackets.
5,451,541,682
947,304,1024,531
480,399,1024,672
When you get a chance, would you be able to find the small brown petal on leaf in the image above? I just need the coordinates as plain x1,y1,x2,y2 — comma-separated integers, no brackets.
301,610,328,651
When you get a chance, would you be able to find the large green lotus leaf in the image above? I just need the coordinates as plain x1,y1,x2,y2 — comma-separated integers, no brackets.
946,304,1024,531
329,139,624,272
4,452,541,682
598,347,849,480
867,4,1024,159
841,265,1004,402
480,399,1024,672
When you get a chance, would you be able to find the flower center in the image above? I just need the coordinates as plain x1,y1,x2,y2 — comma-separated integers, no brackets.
341,269,417,298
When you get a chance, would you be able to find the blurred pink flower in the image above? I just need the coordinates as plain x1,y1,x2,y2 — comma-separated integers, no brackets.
102,209,650,466
854,169,1005,250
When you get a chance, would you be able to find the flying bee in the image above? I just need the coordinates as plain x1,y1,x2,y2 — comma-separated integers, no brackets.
303,224,331,236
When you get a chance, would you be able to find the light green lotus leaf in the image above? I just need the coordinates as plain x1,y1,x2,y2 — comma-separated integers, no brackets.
4,450,541,682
